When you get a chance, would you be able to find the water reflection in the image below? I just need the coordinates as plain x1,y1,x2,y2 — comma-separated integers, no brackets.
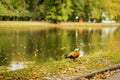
10,61,27,71
0,26,120,70
101,26,117,42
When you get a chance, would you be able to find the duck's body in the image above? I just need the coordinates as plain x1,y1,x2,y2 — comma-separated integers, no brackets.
65,49,80,59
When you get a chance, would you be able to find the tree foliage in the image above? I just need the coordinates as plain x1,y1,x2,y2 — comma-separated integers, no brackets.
0,0,120,22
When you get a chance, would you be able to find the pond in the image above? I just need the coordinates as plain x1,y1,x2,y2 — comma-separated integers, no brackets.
0,26,120,71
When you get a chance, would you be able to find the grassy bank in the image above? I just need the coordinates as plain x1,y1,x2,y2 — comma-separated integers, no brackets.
0,21,120,32
0,50,120,80
0,21,120,27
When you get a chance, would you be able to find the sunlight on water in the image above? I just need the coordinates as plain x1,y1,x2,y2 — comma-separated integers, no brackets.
101,26,118,44
10,62,27,71
79,50,84,57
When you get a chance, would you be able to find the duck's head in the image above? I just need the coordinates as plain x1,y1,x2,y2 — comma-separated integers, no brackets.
74,48,79,52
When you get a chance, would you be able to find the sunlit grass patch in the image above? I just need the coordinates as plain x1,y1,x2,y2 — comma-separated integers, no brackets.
0,21,120,27
81,50,120,70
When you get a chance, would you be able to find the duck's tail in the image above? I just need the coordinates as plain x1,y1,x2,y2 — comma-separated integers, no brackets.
64,54,69,58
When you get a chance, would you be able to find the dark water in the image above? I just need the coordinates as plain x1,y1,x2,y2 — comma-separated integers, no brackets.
0,26,120,70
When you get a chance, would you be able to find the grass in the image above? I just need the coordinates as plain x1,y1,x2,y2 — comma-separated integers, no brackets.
0,21,120,27
0,21,120,32
0,50,120,79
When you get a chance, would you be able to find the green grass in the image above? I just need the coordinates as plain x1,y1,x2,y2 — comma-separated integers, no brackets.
0,21,120,27
0,21,120,32
0,50,120,79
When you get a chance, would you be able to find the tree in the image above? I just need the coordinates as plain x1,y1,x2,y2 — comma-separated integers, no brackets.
0,0,31,20
104,0,120,20
43,0,72,23
0,0,120,22
70,0,84,21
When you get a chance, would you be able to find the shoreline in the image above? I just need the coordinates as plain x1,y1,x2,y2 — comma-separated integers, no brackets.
0,21,120,26
0,21,120,31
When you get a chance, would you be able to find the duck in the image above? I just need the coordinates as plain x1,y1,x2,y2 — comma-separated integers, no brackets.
65,48,80,59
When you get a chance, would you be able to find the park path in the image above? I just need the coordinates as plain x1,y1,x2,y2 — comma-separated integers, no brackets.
102,70,120,80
